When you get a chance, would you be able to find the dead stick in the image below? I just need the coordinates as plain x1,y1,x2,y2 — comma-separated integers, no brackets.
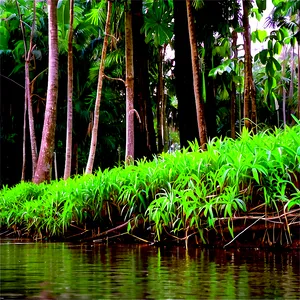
83,219,132,241
223,215,265,248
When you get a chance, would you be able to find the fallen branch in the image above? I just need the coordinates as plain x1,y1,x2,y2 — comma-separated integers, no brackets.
83,219,132,241
223,215,265,248
66,229,89,239
218,208,300,222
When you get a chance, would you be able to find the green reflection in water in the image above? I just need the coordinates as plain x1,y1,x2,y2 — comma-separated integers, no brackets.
0,241,299,299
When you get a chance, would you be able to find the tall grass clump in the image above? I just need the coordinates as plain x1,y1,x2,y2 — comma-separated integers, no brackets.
0,125,299,246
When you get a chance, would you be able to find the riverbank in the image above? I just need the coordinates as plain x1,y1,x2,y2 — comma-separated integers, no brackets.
1,125,300,248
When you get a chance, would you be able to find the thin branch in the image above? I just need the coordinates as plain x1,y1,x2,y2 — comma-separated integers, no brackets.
66,230,89,239
0,74,24,89
129,109,141,123
128,233,151,244
93,232,127,243
83,219,132,241
30,68,48,85
103,74,125,85
224,215,265,248
218,208,300,222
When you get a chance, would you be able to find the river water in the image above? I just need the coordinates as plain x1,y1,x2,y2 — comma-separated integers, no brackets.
0,240,299,299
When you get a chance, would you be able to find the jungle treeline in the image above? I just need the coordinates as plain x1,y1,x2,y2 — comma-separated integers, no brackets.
0,0,300,186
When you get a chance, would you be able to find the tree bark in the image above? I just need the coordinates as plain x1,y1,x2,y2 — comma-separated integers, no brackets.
231,30,238,139
17,0,38,180
242,0,257,131
186,0,207,148
174,0,198,148
85,0,112,174
64,0,74,180
157,46,164,153
132,0,157,159
297,10,300,119
125,0,135,164
33,0,59,184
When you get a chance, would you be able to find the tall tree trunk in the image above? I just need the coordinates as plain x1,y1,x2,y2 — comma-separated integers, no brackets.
186,0,207,148
17,0,38,179
157,46,164,153
231,30,238,139
132,0,157,159
174,0,198,148
33,0,59,184
242,0,257,131
289,46,295,101
21,81,27,181
85,0,112,174
64,0,74,180
297,10,300,119
125,0,135,164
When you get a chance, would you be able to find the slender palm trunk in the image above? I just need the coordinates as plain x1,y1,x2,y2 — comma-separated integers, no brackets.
64,0,74,180
21,84,27,181
231,30,238,139
125,0,135,164
157,46,164,153
17,0,38,179
33,0,59,184
242,0,251,129
85,0,112,174
298,10,300,119
186,0,207,147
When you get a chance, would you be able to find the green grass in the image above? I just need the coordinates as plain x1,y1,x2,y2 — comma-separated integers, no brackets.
1,125,299,246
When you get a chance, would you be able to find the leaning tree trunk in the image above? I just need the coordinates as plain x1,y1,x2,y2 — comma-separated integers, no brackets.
33,0,59,184
242,0,257,131
64,0,74,180
85,0,112,174
125,0,135,164
186,0,207,148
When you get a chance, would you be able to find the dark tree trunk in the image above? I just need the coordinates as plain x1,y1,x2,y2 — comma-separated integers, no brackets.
33,0,59,184
174,0,198,148
186,0,207,148
132,0,157,159
242,0,257,131
231,30,238,139
157,46,165,153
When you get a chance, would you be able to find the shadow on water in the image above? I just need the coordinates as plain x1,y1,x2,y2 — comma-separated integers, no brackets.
0,240,299,299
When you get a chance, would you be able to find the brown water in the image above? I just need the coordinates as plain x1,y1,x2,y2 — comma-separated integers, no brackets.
0,240,299,299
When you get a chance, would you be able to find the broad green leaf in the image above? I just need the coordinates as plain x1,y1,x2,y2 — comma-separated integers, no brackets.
259,49,268,64
256,29,268,42
273,41,282,55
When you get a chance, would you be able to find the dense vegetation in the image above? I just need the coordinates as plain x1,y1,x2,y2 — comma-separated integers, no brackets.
1,0,300,186
0,0,299,246
1,124,299,247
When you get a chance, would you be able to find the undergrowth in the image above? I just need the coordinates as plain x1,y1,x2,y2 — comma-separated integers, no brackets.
1,125,300,246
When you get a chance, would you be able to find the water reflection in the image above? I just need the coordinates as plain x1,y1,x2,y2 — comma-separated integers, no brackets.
0,241,299,299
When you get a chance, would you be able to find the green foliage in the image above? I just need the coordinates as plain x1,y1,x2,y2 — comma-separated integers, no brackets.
142,0,173,47
1,125,299,244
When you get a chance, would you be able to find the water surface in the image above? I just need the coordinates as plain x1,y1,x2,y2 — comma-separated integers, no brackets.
0,240,299,299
